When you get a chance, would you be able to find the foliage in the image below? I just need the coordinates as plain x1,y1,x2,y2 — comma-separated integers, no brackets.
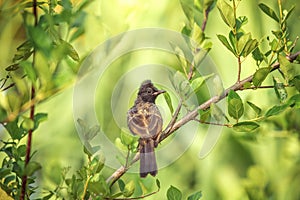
0,0,299,199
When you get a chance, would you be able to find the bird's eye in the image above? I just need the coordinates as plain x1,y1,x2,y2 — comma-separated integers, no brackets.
147,88,152,93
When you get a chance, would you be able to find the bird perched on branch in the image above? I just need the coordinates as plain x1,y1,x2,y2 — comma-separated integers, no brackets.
127,80,165,177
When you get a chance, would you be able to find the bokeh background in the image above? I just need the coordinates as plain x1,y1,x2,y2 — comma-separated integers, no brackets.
1,0,300,199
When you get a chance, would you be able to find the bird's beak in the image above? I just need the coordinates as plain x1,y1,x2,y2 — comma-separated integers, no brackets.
154,90,166,96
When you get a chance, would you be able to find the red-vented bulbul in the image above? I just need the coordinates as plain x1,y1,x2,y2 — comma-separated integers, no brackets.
127,80,165,177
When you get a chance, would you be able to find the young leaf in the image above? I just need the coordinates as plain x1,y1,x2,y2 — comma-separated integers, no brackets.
278,54,294,81
217,34,235,55
265,103,291,118
180,0,194,22
123,180,135,197
164,92,174,114
246,101,262,116
227,90,244,120
243,39,258,57
258,3,279,22
167,185,182,200
291,75,300,92
253,67,270,87
190,73,214,94
187,191,202,200
233,121,259,132
237,33,251,56
217,0,236,28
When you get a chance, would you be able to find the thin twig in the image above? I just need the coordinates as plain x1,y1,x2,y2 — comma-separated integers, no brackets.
105,51,300,188
193,119,232,127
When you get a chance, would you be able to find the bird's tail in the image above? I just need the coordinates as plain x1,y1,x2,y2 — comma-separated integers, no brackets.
140,138,157,177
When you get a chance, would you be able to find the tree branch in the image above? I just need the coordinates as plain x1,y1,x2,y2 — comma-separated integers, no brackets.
105,51,300,185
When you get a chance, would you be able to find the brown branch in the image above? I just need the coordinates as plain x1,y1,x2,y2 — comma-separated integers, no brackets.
105,52,300,191
20,0,37,199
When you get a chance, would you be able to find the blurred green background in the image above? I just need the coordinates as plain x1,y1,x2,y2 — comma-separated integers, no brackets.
1,0,300,199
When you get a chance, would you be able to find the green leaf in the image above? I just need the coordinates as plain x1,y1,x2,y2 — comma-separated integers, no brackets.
217,34,235,55
28,26,53,56
246,101,262,116
5,64,19,71
123,180,135,197
88,176,109,195
118,179,125,191
24,161,42,176
187,191,202,200
34,113,48,130
217,0,236,28
273,77,287,102
237,33,251,55
291,75,300,92
90,156,104,174
242,39,258,57
21,118,34,131
20,61,36,81
233,121,259,132
4,119,25,140
227,90,244,120
180,0,194,22
252,47,264,63
190,73,214,94
191,23,205,45
120,130,136,146
167,185,182,200
265,103,291,117
258,3,279,22
253,67,270,87
164,92,174,114
282,5,295,23
289,94,300,108
278,54,294,81
156,179,161,189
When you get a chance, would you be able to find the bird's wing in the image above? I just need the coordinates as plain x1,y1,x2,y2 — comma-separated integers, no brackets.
127,104,163,138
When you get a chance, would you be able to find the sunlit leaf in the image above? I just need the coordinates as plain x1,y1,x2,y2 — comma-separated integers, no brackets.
246,101,262,116
164,92,174,114
188,191,202,200
282,5,295,23
227,90,244,120
233,121,259,132
21,118,34,131
217,34,235,55
278,54,294,81
190,73,214,94
180,0,194,23
258,3,279,22
237,33,251,55
123,180,135,197
167,185,182,200
253,67,270,87
217,0,236,28
265,103,291,118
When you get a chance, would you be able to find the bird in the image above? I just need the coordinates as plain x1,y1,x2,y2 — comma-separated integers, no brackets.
127,80,165,177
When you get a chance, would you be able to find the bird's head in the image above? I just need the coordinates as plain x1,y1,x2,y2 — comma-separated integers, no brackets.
137,80,165,103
